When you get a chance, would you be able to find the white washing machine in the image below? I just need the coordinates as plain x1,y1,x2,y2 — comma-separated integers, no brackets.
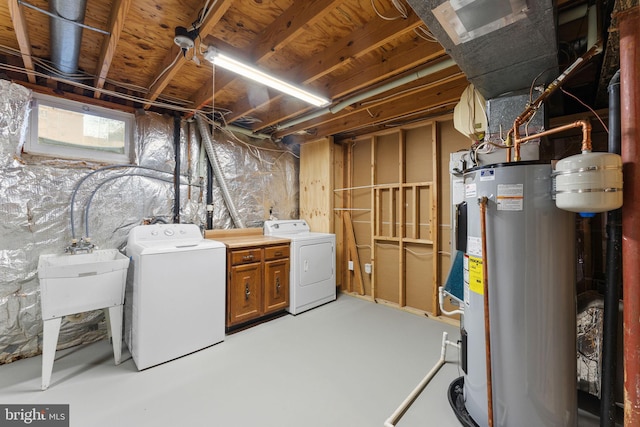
125,223,226,370
264,220,335,315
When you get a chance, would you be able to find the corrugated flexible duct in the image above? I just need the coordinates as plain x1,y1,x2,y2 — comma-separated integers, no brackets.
49,0,87,75
195,115,244,228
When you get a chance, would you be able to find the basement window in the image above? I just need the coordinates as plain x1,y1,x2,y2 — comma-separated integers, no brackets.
25,93,134,163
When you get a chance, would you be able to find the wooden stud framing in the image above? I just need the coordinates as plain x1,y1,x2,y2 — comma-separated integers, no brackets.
370,136,377,300
398,130,406,307
431,122,441,316
346,142,354,293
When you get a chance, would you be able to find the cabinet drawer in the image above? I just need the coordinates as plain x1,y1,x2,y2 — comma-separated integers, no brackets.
264,245,289,260
230,248,262,265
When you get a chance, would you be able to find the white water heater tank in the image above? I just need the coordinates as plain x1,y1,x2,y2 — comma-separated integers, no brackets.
553,151,623,213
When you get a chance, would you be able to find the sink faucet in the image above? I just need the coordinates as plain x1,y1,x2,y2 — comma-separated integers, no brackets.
65,237,95,254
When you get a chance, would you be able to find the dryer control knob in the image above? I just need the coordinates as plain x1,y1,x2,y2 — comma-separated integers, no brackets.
164,228,175,236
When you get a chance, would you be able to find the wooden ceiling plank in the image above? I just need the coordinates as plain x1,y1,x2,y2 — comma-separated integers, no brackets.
272,71,466,139
7,0,36,83
144,0,233,107
94,0,133,99
297,14,424,83
224,14,427,124
251,0,343,61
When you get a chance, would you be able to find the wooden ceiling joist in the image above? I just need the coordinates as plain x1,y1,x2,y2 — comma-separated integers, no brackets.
7,0,35,84
94,0,133,99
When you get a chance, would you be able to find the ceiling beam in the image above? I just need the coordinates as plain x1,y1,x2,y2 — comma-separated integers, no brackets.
224,14,426,125
94,0,133,99
144,0,233,108
7,0,36,83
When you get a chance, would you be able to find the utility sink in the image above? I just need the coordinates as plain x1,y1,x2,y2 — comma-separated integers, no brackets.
38,249,130,320
38,249,130,389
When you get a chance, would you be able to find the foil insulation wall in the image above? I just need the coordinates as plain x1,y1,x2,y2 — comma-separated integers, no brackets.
0,80,298,364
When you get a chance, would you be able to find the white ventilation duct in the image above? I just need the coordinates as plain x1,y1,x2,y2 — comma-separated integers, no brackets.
49,0,87,75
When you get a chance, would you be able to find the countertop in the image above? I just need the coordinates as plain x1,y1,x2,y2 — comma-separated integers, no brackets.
204,228,290,249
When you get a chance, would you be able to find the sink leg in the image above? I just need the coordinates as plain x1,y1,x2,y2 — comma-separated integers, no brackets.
41,317,62,390
107,305,123,365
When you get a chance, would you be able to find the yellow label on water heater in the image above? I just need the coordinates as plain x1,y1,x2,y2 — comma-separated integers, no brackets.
468,256,483,294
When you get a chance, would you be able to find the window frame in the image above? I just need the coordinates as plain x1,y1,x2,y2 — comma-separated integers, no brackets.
25,93,134,164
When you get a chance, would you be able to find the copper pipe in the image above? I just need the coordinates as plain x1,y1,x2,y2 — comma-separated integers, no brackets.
514,120,592,161
513,41,603,134
479,196,494,427
619,6,640,426
510,40,602,161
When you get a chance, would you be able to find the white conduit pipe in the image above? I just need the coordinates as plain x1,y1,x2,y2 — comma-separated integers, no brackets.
383,331,460,427
195,114,245,228
276,58,457,131
438,286,464,316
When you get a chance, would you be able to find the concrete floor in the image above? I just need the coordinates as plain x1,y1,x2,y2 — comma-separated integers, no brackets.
0,294,605,426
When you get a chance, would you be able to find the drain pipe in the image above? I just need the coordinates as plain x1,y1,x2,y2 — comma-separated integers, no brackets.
206,156,214,230
195,114,244,228
173,115,181,224
600,70,621,427
438,286,464,316
49,0,87,75
276,58,456,131
383,331,460,427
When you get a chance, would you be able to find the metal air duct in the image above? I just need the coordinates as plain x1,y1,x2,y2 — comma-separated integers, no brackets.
49,0,87,75
406,0,558,99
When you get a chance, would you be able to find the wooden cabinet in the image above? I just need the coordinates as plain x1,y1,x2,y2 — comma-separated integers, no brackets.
263,245,290,314
204,229,291,330
225,242,290,328
228,262,262,326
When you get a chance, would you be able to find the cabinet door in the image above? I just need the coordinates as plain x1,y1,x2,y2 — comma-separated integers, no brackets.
264,258,289,314
228,263,262,326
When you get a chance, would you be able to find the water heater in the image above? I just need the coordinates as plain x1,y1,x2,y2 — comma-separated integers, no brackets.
462,161,577,427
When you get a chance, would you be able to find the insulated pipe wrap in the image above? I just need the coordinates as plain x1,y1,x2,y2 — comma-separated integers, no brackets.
195,115,244,228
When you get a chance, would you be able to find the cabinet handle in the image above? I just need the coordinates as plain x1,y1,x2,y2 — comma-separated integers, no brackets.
242,254,254,261
274,251,282,256
276,277,280,294
245,283,251,300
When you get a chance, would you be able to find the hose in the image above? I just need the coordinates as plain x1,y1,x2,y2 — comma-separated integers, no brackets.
70,164,173,239
83,171,195,238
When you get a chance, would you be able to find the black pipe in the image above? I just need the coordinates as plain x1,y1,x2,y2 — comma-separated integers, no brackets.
206,152,214,230
600,70,621,427
173,115,181,224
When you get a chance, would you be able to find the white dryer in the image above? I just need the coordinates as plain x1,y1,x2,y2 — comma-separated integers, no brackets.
125,223,226,370
264,220,335,314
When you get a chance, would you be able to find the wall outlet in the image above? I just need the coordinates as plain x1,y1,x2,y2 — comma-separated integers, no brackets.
364,263,372,274
348,260,354,271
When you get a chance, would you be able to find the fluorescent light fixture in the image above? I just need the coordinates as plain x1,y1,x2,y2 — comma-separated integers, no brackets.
204,47,330,107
